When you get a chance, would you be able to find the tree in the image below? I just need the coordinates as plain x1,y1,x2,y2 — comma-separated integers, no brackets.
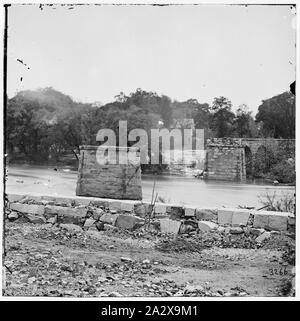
6,88,96,163
6,95,50,161
233,104,258,138
112,89,173,128
255,92,295,138
192,102,210,129
157,95,172,127
209,96,235,137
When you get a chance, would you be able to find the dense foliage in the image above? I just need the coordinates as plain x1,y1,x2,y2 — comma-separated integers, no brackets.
6,87,295,180
256,92,295,139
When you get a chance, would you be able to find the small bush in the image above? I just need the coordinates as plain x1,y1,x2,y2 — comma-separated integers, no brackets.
252,146,295,184
270,159,295,184
258,191,295,213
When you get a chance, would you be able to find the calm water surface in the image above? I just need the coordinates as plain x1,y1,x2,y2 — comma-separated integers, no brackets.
5,164,295,208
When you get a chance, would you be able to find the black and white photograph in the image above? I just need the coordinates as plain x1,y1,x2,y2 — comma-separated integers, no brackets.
1,1,297,300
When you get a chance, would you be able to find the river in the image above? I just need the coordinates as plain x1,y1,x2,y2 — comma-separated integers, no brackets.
5,164,295,208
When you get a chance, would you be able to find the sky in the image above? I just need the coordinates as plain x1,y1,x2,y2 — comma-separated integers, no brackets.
7,4,296,112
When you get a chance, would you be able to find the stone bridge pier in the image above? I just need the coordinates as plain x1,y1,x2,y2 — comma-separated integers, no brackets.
204,138,295,182
205,138,246,181
76,145,142,200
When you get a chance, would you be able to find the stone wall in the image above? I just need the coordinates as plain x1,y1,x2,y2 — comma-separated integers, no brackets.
6,193,295,234
76,145,142,200
205,139,246,181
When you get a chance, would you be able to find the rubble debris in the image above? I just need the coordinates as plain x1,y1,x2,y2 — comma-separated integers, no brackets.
60,223,83,234
198,221,218,232
229,227,244,234
115,214,144,231
4,193,295,298
3,221,295,298
255,231,271,243
159,218,181,234
8,211,19,221
25,214,47,224
99,213,119,225
83,218,96,229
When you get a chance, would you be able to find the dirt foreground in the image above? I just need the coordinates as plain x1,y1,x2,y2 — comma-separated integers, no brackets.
3,221,295,298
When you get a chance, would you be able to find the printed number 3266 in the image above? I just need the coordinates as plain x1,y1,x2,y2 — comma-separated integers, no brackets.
269,267,288,276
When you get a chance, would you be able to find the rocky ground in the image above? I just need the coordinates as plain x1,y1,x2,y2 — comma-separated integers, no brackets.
3,221,295,297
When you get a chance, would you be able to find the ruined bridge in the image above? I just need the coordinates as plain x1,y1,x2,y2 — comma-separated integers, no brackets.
205,138,295,181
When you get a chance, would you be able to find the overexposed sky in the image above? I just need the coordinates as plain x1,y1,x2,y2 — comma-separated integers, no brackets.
7,4,296,112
